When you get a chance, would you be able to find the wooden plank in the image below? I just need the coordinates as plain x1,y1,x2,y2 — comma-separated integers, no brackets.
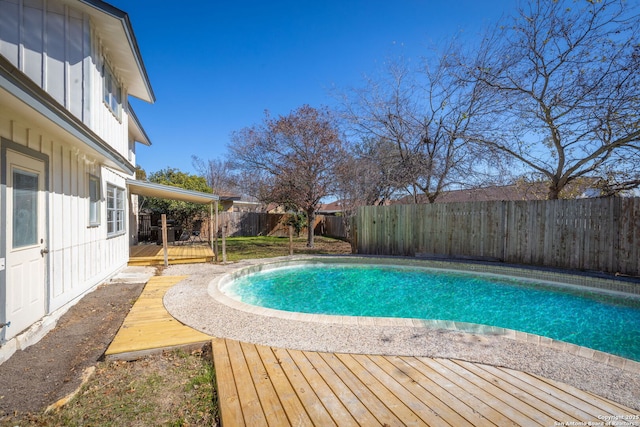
105,275,211,357
416,358,538,426
340,353,443,427
285,349,362,427
239,341,291,426
395,355,512,426
212,338,245,427
254,344,316,426
129,244,214,266
442,359,556,426
224,340,269,427
271,348,339,426
300,350,383,426
488,365,605,420
466,362,592,422
317,352,405,427
526,371,640,423
379,354,508,426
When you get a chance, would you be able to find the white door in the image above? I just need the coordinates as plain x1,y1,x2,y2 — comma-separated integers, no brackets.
4,150,47,340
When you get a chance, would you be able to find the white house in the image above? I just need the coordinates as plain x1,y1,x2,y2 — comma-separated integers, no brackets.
0,0,155,362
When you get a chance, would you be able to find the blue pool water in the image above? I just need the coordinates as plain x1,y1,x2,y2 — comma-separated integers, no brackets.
224,264,640,361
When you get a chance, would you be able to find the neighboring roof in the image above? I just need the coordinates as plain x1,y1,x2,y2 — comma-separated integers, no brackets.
431,183,548,203
126,180,219,204
76,0,155,103
394,180,600,205
317,200,345,214
0,55,135,174
394,183,549,205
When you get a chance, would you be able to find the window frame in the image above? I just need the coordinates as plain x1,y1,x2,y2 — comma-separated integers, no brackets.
106,183,126,236
88,174,100,227
103,62,122,120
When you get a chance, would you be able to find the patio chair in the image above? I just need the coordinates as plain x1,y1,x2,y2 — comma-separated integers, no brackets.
175,229,190,245
189,220,204,243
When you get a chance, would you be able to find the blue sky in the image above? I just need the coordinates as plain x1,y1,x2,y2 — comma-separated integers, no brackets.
111,1,517,176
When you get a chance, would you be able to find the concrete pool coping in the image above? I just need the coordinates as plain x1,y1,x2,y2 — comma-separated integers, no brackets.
162,255,640,410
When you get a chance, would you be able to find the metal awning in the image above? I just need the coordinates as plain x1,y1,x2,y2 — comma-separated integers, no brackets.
126,179,219,203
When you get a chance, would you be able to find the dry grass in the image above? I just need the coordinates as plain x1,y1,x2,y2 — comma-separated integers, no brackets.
224,235,352,261
0,346,218,427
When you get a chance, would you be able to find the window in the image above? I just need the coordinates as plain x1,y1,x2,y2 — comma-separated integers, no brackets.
89,175,100,226
13,169,38,248
106,184,125,235
103,62,122,119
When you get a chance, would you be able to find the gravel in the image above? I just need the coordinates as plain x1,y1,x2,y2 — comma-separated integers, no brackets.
162,257,640,411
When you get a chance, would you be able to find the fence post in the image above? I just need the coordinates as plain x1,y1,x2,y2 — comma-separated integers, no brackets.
161,214,169,267
289,224,294,255
222,225,227,263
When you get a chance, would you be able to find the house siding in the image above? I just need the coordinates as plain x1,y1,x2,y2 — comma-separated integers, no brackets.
0,117,129,316
0,0,131,162
0,0,151,360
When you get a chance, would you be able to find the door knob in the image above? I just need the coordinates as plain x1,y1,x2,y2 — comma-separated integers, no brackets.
40,248,49,256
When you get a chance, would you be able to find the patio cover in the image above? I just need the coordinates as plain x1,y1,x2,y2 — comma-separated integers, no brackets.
125,179,219,203
126,179,220,264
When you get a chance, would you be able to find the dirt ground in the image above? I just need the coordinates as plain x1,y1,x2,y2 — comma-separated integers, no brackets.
0,280,145,416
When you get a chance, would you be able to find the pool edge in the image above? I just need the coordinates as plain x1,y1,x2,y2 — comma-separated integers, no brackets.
208,255,640,375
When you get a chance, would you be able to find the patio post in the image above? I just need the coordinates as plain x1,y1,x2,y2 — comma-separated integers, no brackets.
161,214,169,267
214,200,219,262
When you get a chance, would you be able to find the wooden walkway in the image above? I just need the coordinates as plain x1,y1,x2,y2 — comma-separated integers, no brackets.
129,243,214,266
105,276,212,360
213,338,640,427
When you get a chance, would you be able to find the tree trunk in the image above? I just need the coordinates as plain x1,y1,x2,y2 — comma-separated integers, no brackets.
548,183,561,200
306,208,315,248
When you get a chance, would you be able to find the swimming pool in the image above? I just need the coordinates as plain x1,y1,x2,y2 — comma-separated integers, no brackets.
221,261,640,362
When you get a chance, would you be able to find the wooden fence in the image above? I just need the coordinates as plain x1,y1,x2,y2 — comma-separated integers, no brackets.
219,212,287,237
352,198,640,276
211,212,348,239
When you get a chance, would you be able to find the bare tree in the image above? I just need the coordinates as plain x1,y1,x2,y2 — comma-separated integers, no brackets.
463,0,640,199
229,105,345,247
340,51,500,204
335,137,397,207
191,156,236,195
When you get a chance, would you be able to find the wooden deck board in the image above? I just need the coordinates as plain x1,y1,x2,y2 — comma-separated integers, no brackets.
271,347,341,426
213,339,640,427
393,355,512,426
301,350,382,426
317,352,405,426
254,344,316,426
335,353,431,426
212,338,245,427
241,341,292,426
360,354,475,426
105,275,211,359
129,243,214,266
281,348,359,427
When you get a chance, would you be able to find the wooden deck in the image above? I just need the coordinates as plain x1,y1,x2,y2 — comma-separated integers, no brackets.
213,337,640,427
129,243,215,266
105,276,212,360
105,274,640,426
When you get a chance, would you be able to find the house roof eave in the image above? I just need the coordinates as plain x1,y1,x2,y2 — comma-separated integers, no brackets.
76,0,155,103
128,104,151,146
